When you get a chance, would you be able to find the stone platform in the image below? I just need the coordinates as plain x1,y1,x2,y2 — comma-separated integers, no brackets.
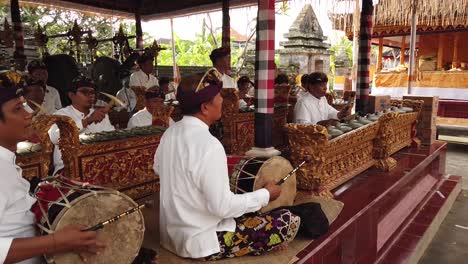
293,141,459,264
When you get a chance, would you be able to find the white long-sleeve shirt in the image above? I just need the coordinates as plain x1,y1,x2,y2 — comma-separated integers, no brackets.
294,92,338,124
222,73,238,90
116,87,137,112
127,108,174,128
42,85,62,114
48,105,115,175
0,146,40,264
154,116,270,258
129,70,159,89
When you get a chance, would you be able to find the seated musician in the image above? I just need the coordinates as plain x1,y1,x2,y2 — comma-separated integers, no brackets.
237,76,254,109
116,73,137,113
154,69,300,260
158,77,176,101
48,77,115,175
22,77,46,115
127,88,175,128
295,73,308,98
274,73,289,85
0,72,105,264
210,47,238,89
27,59,62,114
129,54,159,91
294,72,351,126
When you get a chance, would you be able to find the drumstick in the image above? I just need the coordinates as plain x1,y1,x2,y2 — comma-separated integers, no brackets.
82,204,145,232
276,156,311,185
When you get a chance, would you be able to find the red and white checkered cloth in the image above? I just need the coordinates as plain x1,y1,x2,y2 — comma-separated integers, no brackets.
254,0,276,114
356,0,374,113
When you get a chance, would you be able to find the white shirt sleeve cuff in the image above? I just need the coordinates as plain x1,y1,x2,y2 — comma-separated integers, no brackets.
256,188,270,207
0,237,13,263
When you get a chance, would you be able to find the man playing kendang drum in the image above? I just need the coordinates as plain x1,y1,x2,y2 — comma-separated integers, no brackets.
127,88,175,128
0,72,105,264
294,72,352,126
48,77,115,175
129,54,159,91
155,69,300,260
210,47,238,89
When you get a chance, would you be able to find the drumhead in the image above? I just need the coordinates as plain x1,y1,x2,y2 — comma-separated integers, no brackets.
49,190,145,264
229,156,296,213
254,156,296,213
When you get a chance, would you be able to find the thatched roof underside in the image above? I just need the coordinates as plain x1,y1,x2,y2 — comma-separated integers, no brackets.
11,0,264,21
331,0,468,33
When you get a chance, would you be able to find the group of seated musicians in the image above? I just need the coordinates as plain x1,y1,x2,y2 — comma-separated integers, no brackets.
0,44,353,263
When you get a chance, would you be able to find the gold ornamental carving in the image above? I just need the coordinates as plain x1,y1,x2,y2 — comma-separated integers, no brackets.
285,122,380,196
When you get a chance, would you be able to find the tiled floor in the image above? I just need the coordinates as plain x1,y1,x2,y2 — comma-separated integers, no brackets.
419,142,468,264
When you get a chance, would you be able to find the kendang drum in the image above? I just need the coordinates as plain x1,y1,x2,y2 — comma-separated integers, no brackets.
32,177,145,264
229,156,297,213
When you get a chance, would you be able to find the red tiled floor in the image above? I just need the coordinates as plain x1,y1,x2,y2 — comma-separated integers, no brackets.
381,246,412,264
394,233,421,251
405,222,430,237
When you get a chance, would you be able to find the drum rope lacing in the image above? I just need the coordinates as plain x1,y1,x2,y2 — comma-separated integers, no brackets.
33,176,119,234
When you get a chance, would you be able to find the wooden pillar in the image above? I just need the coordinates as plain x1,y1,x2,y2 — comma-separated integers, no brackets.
400,35,406,65
437,34,444,70
452,33,460,69
135,12,143,49
221,0,230,49
245,0,280,157
407,2,418,95
377,38,384,71
355,0,374,114
10,0,26,70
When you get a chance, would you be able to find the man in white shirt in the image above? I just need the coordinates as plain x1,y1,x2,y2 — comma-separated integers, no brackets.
155,69,299,260
237,76,254,109
129,54,159,91
22,78,47,115
49,77,115,175
294,72,351,126
27,59,62,114
0,72,104,264
209,47,238,89
116,77,137,113
127,89,175,128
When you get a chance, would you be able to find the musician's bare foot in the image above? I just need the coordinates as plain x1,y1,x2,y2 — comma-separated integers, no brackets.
272,243,288,251
152,255,158,264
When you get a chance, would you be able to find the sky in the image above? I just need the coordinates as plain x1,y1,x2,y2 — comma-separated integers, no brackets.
139,0,343,48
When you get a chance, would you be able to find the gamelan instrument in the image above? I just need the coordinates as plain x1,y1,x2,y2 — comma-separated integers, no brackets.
228,156,297,213
31,177,145,264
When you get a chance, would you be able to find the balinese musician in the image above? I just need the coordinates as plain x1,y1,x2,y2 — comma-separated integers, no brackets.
0,71,105,264
210,47,237,89
155,69,300,260
22,77,47,115
237,76,254,109
129,54,159,91
294,72,352,126
127,88,175,128
48,77,115,175
27,59,62,114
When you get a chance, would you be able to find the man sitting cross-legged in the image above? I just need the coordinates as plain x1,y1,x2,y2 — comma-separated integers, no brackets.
154,69,300,261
